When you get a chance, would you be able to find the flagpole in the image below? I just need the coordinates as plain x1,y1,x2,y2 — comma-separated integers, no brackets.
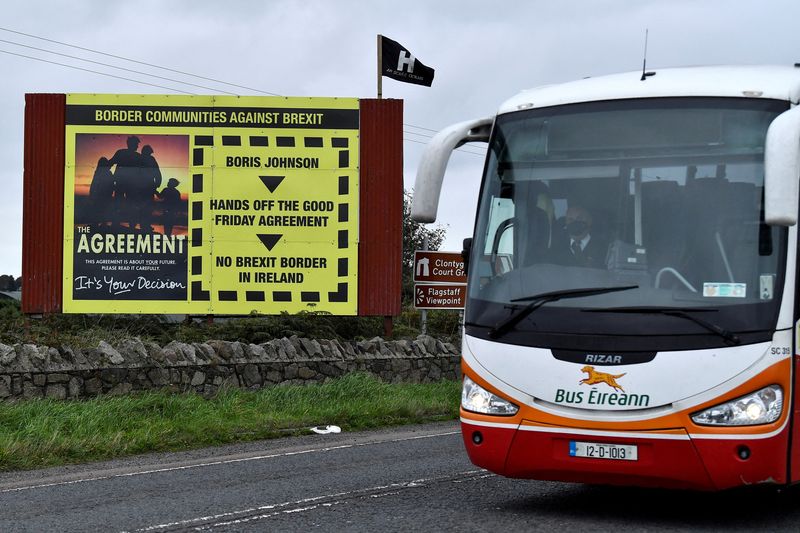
377,34,383,99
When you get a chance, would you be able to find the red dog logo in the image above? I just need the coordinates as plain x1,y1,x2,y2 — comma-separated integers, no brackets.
580,365,626,392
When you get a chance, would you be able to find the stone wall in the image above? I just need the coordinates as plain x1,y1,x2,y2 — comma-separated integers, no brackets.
0,335,461,400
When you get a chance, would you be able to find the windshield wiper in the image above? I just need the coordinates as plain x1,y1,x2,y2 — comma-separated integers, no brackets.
583,307,740,345
487,285,639,339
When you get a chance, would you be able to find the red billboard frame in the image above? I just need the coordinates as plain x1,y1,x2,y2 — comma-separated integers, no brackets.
22,95,402,317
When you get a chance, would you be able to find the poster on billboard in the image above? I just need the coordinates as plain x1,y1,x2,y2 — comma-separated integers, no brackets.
63,94,359,315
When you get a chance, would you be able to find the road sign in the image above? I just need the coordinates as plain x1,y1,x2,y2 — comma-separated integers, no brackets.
413,251,466,283
414,283,466,309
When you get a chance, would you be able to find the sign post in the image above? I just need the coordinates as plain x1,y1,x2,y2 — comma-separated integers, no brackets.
413,249,467,313
420,236,428,334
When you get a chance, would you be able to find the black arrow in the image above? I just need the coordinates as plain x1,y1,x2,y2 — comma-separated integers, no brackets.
259,176,285,193
257,234,282,251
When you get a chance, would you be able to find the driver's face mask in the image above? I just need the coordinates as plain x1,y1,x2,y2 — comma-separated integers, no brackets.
566,220,588,237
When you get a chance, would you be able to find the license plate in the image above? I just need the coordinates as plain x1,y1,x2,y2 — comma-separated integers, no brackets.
569,441,638,461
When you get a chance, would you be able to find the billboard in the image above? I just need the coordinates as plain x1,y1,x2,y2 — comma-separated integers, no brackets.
63,94,360,314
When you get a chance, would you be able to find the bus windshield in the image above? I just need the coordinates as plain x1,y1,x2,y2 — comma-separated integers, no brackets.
467,97,789,351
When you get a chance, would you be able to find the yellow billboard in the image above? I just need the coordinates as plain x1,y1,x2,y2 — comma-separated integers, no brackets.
63,94,359,314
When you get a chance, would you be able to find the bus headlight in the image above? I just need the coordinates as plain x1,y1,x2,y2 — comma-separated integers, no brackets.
691,385,783,426
461,376,519,416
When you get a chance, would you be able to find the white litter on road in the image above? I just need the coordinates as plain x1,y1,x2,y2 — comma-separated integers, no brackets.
310,425,342,435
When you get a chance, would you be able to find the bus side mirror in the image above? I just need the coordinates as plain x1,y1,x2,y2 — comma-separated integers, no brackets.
411,117,493,223
462,237,473,275
764,105,800,226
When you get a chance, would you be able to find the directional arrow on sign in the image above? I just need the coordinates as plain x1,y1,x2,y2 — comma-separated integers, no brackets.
259,176,286,193
257,234,282,251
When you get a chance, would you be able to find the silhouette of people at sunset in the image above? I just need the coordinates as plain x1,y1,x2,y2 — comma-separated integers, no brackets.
108,135,143,229
88,156,114,228
158,178,181,236
84,135,183,236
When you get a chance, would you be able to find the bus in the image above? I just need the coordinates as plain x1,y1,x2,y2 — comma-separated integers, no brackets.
412,65,800,490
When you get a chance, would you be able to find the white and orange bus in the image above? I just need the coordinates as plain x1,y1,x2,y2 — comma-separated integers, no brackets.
412,65,800,490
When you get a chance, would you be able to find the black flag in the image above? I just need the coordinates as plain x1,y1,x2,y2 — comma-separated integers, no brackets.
381,36,435,87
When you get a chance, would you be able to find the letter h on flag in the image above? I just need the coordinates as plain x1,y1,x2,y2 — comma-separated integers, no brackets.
379,35,435,89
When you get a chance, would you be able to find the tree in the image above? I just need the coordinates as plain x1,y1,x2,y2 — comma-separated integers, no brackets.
402,190,446,304
0,275,17,291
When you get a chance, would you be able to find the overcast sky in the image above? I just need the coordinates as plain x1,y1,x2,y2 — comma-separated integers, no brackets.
3,0,800,278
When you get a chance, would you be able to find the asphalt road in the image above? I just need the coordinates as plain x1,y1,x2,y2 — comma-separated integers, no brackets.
1,421,800,532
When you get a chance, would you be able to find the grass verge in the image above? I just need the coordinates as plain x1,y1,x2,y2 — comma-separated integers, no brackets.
0,373,460,472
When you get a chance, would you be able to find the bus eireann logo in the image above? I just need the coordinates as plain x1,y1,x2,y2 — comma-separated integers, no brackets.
580,365,626,392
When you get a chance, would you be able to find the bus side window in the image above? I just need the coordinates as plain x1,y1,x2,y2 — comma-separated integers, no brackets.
484,197,515,274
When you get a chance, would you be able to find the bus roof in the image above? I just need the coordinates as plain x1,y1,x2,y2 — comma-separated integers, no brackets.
498,65,800,114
